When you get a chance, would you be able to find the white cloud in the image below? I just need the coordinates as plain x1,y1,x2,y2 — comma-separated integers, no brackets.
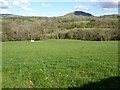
0,0,33,14
90,0,119,2
13,0,30,7
12,0,32,12
0,9,9,14
0,5,8,9
0,0,9,14
74,5,89,11
0,0,9,6
90,0,97,2
98,2,118,9
22,6,32,12
90,0,119,9
0,0,9,9
42,3,51,7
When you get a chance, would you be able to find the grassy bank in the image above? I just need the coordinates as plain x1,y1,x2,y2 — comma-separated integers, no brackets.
2,40,118,88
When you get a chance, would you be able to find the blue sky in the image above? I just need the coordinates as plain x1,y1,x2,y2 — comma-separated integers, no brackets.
0,0,119,17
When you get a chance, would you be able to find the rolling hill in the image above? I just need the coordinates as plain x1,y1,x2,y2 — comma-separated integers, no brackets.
64,11,93,16
1,11,119,41
0,14,19,17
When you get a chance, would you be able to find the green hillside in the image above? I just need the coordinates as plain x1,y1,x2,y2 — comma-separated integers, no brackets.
1,13,119,41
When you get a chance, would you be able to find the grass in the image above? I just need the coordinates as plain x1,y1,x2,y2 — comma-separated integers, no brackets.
51,28,114,35
2,40,118,88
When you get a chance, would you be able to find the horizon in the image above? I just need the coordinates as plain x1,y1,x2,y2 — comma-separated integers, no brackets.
0,0,119,17
0,11,118,17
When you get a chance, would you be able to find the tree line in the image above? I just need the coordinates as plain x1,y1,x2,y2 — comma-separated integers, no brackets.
1,15,119,41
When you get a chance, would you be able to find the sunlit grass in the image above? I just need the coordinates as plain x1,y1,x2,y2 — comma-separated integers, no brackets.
2,40,118,88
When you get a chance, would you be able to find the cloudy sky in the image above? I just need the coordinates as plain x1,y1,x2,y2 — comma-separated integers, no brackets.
0,0,119,17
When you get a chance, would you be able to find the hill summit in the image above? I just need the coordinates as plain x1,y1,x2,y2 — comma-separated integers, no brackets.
65,11,93,16
74,11,93,16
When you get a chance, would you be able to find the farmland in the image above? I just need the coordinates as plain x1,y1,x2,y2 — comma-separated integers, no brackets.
2,40,118,88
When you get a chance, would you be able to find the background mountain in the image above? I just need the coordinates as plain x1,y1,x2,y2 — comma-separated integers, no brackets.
0,11,93,17
64,11,93,16
0,14,19,17
74,11,93,16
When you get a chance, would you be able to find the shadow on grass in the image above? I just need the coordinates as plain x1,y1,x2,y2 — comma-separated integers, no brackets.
69,76,120,90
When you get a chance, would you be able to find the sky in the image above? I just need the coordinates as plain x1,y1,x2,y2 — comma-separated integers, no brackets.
0,0,119,17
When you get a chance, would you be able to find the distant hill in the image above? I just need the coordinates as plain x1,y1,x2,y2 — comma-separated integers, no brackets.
0,14,19,17
74,11,93,16
65,11,93,17
99,14,119,18
2,11,119,41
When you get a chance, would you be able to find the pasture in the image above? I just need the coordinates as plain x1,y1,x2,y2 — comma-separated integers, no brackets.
2,40,118,88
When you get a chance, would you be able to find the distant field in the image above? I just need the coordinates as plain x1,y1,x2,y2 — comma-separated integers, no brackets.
2,40,118,88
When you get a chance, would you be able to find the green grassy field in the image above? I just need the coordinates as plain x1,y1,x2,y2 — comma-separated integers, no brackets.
2,40,118,88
